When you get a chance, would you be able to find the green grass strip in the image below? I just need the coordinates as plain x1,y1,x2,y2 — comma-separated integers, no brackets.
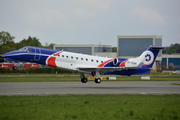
0,94,180,120
0,76,180,82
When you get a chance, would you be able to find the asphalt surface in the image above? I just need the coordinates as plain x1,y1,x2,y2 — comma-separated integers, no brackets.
0,81,180,95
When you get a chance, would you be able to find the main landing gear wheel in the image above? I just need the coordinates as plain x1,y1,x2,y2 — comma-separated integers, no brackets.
95,78,101,84
81,78,88,83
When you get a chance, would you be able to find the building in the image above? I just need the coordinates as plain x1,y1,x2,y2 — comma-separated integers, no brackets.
162,54,180,70
54,44,117,58
117,35,163,70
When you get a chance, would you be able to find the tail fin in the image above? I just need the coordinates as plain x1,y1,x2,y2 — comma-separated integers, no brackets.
137,45,164,68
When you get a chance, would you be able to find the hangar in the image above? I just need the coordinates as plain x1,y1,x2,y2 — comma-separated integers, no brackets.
162,54,180,70
117,35,163,70
54,44,117,58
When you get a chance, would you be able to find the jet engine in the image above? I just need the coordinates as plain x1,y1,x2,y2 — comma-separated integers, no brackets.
113,58,118,66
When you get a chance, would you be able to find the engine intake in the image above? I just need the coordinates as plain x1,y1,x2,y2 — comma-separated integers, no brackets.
113,58,118,66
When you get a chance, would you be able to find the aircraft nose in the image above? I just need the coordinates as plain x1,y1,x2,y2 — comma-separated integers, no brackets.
2,53,9,58
2,51,17,58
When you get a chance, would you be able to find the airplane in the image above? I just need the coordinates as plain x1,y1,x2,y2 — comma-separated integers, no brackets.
2,45,164,83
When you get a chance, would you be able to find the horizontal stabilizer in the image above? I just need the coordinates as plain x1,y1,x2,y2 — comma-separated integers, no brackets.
150,46,165,50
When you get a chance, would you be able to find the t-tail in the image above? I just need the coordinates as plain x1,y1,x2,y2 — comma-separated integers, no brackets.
137,45,165,68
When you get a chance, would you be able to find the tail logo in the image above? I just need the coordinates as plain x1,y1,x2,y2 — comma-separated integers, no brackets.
145,54,151,62
143,51,154,65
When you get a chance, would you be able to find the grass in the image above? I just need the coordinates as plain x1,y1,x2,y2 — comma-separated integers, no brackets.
0,73,80,75
170,83,180,86
0,94,180,120
0,75,180,82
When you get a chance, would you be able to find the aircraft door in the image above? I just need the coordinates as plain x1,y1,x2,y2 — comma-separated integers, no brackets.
34,48,41,61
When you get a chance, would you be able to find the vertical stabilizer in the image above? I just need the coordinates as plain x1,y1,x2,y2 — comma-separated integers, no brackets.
137,46,164,68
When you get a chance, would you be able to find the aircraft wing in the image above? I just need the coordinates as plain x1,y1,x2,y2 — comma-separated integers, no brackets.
77,61,143,72
77,66,141,73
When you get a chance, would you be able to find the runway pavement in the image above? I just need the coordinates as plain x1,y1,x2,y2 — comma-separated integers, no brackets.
0,81,180,95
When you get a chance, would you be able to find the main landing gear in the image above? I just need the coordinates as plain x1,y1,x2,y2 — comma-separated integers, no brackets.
81,77,101,83
81,78,88,83
94,78,101,83
80,73,88,83
80,73,101,84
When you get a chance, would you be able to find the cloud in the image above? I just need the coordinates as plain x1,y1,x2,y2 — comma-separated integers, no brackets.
72,0,112,20
131,7,167,25
89,0,111,10
73,9,94,18
32,10,66,25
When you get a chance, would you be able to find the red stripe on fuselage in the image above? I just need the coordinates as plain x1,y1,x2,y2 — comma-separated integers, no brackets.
47,57,57,67
55,51,63,56
98,59,114,67
120,60,128,67
47,51,63,67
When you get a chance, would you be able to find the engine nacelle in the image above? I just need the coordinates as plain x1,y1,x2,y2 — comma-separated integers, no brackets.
113,58,118,66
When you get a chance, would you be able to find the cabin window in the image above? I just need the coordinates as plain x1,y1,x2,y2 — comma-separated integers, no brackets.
91,59,93,62
53,54,56,56
81,58,83,60
62,55,64,57
71,56,73,59
76,57,78,59
58,55,60,57
66,56,68,58
101,61,103,63
86,59,88,61
96,60,98,63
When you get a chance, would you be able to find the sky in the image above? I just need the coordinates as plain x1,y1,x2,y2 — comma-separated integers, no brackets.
0,0,180,47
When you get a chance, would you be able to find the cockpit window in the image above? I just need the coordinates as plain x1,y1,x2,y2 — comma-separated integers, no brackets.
26,48,32,52
18,47,31,52
19,47,27,51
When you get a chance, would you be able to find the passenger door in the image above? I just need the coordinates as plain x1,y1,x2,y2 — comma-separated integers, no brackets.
34,48,41,61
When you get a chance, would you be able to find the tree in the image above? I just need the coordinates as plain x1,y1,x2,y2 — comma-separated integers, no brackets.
112,47,117,52
17,36,42,49
0,45,16,54
0,31,15,45
162,43,180,54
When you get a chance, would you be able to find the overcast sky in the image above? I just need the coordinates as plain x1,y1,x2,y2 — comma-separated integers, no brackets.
0,0,180,47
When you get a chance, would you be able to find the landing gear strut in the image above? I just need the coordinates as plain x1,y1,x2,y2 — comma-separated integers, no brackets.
80,73,88,83
95,78,101,84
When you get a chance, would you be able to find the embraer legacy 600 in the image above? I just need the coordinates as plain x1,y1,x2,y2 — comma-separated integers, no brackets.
2,45,164,83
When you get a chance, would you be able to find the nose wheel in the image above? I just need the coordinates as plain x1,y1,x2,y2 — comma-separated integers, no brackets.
95,78,101,83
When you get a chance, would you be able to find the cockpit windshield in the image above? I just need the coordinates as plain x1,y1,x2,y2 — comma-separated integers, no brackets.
18,47,32,52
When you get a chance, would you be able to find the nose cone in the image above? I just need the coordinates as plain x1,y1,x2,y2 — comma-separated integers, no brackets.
2,51,20,58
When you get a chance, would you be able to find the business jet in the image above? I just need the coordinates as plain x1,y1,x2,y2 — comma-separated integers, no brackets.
2,45,164,83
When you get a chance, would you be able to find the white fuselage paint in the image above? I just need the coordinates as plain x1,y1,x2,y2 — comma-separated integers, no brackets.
53,51,110,71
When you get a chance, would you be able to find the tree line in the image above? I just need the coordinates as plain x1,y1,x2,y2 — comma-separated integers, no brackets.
0,31,54,54
162,43,180,54
1,31,180,54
